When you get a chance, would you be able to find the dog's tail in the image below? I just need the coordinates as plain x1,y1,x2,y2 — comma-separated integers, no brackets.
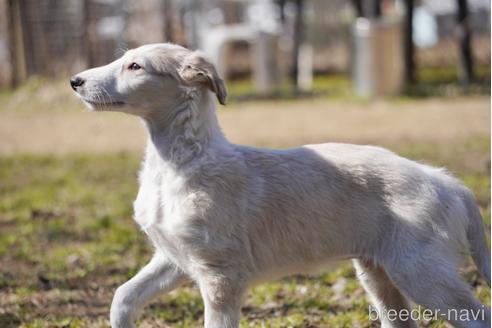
464,189,491,287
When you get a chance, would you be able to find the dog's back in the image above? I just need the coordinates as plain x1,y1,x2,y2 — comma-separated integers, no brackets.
232,143,489,284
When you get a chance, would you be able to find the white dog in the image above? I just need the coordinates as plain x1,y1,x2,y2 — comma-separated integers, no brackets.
71,43,490,328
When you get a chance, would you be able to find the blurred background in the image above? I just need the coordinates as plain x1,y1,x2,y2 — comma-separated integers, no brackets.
0,0,490,96
0,0,490,327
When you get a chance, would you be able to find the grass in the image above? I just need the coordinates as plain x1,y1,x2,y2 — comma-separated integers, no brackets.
225,65,490,101
0,137,490,327
5,64,485,108
403,65,491,98
0,76,489,327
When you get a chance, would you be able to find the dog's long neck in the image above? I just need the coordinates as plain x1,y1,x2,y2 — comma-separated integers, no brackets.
142,90,229,170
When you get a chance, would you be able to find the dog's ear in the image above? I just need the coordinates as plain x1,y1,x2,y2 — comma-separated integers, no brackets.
179,51,227,105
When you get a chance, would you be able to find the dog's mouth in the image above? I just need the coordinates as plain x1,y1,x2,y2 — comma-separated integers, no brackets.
82,98,126,110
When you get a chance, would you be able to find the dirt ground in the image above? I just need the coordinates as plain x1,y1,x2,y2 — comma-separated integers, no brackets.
0,96,489,155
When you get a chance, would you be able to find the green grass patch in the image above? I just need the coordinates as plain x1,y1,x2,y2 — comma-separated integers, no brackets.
0,138,489,326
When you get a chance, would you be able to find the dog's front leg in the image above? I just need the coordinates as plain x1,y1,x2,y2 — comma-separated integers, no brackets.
110,252,188,328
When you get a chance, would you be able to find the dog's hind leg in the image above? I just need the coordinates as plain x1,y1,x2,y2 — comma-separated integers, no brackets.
353,259,418,328
383,247,491,328
198,271,245,328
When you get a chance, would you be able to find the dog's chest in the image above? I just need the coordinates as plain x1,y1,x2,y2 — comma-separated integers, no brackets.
133,168,162,229
133,164,214,272
133,163,201,234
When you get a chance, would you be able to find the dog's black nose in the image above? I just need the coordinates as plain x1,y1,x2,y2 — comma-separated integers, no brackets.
70,76,85,90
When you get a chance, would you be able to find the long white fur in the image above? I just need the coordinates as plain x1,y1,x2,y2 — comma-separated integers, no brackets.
72,43,491,328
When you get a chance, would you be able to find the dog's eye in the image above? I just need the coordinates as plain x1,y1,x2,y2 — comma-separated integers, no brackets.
128,63,141,70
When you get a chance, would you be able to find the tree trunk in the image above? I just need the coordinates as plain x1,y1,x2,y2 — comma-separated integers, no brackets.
291,0,304,93
403,0,415,84
373,0,382,18
162,0,174,43
456,0,474,86
353,0,381,18
352,0,364,17
277,0,287,24
7,0,27,86
82,0,94,68
18,0,36,76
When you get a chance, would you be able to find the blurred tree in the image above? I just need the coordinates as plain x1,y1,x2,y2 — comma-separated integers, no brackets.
456,0,474,86
351,0,364,17
351,0,381,18
162,0,186,45
403,0,415,84
83,0,95,67
291,0,304,93
372,0,382,18
7,0,30,86
277,0,286,23
277,0,308,93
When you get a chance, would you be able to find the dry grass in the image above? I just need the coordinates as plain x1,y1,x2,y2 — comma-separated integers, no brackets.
0,93,489,155
0,81,490,327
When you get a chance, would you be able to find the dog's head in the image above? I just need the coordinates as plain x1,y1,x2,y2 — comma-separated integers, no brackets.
70,43,227,116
